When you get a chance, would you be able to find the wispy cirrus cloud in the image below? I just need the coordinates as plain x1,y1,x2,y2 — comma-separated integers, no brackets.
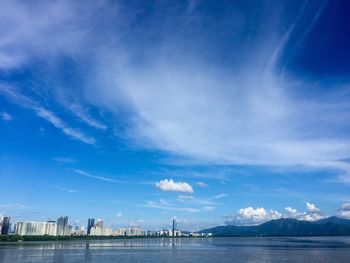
177,193,227,208
0,85,96,145
0,112,12,121
196,182,208,187
51,157,77,163
74,169,152,185
35,107,96,145
144,200,200,213
53,186,78,193
1,0,350,184
0,203,27,210
87,1,350,183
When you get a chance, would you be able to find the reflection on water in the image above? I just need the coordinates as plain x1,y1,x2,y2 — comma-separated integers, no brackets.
1,237,350,263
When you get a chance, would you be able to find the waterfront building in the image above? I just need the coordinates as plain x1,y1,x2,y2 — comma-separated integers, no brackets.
96,219,104,228
113,227,146,237
89,225,113,236
1,217,10,235
114,228,126,236
90,225,102,236
87,218,95,235
45,221,57,236
72,226,87,236
56,216,69,236
16,221,46,236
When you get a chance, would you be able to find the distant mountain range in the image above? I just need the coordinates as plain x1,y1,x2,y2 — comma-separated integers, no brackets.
200,216,350,236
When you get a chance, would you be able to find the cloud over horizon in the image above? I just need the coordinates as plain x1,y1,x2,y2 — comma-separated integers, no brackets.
225,202,325,225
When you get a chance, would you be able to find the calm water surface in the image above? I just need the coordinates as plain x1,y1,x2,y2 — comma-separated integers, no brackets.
1,237,350,263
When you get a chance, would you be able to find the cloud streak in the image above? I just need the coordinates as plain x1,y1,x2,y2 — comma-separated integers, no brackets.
74,169,152,185
0,112,12,121
0,85,95,145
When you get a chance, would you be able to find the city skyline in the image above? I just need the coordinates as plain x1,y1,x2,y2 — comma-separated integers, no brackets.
1,0,350,231
0,215,197,237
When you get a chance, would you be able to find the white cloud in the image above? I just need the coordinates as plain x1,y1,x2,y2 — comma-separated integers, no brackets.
87,2,350,183
0,0,96,69
53,186,78,193
306,202,320,213
35,107,96,145
156,179,193,193
116,212,123,218
1,1,350,183
196,181,208,187
0,85,95,145
74,169,152,185
51,157,77,163
338,203,350,219
177,195,194,200
0,112,12,121
58,98,107,130
202,206,215,211
0,203,27,210
213,194,228,199
285,206,298,215
144,200,199,213
74,169,125,184
226,207,282,225
284,202,324,221
226,203,325,226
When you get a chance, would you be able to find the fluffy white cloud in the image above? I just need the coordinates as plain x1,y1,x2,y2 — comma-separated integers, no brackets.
116,212,122,218
226,207,282,225
284,202,324,221
156,179,193,193
306,202,320,213
338,203,350,219
226,202,326,225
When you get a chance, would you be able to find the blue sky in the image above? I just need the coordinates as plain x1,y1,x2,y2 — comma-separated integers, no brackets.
1,0,350,230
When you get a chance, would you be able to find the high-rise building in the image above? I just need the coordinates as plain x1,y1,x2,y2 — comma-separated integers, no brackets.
87,218,95,235
1,217,10,235
172,218,176,236
16,221,46,236
56,216,69,236
45,221,57,236
14,221,57,236
96,219,104,228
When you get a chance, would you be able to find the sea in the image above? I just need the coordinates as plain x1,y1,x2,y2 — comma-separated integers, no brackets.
1,237,350,263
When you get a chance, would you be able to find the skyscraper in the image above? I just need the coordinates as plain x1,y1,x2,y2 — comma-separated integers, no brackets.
96,219,104,228
1,217,10,235
87,218,95,235
56,216,68,236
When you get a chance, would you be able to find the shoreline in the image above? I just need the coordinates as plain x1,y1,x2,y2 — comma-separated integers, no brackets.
1,235,350,243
